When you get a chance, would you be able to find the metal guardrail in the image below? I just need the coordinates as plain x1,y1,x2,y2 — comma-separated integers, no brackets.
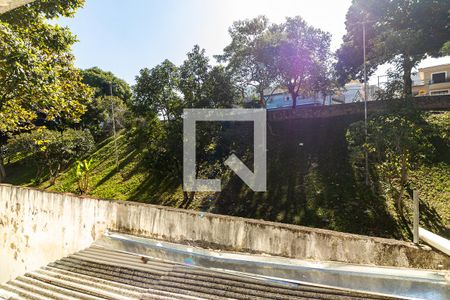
95,232,450,300
429,78,450,85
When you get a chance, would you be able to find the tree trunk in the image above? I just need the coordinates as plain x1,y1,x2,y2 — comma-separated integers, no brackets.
259,90,266,108
0,160,6,183
181,191,195,209
290,92,298,109
402,57,413,97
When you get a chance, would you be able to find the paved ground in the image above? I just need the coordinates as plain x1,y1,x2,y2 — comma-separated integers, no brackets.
0,245,400,300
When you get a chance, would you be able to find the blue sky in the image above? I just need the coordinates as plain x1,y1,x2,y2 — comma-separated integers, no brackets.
57,0,450,85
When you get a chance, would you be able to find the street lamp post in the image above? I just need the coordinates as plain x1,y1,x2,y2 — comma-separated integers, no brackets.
349,20,374,185
110,82,119,171
362,22,369,185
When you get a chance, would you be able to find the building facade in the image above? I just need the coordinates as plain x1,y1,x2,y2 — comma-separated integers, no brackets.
332,81,379,104
412,63,450,96
265,89,327,110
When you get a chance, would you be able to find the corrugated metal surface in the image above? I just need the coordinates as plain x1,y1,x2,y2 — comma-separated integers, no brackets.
0,246,400,300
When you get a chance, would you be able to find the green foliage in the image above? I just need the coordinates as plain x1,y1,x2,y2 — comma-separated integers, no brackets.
84,95,130,140
0,0,92,135
219,16,334,108
217,16,274,106
374,69,404,100
81,67,132,102
133,59,181,119
6,128,95,183
268,16,333,107
76,158,93,194
5,113,450,239
132,45,241,206
179,45,210,107
347,108,434,216
441,41,450,56
80,68,132,140
336,0,450,94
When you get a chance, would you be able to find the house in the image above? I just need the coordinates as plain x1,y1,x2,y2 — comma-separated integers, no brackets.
264,88,328,110
412,63,450,96
331,80,379,104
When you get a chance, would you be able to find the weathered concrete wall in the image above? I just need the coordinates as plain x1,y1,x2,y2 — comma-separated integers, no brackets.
268,95,450,121
1,184,448,283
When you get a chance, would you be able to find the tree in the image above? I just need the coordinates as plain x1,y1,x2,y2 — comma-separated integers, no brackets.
181,45,239,109
0,0,91,181
219,16,333,109
269,17,333,108
441,41,450,56
80,68,131,139
133,59,186,204
133,46,240,208
217,16,276,107
86,96,129,139
203,65,240,108
179,45,211,108
81,67,132,102
6,128,95,184
0,0,91,134
336,0,450,96
133,59,181,120
347,106,433,216
374,69,404,100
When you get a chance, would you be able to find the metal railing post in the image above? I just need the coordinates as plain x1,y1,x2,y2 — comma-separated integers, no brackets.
413,190,419,244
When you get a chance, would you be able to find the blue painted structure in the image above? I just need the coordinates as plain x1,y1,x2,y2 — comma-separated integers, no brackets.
265,92,328,110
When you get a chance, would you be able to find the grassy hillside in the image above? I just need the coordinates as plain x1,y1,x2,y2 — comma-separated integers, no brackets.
4,112,449,240
5,134,174,204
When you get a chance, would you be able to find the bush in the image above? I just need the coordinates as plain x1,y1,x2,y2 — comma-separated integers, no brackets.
82,96,130,140
6,128,95,183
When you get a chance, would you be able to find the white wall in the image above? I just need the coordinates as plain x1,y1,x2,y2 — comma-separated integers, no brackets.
1,184,448,283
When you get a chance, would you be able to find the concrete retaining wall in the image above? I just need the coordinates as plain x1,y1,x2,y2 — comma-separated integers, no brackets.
268,95,450,121
1,184,448,283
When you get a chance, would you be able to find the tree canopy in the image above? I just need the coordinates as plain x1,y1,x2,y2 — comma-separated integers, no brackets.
81,67,132,102
219,16,333,108
268,16,332,107
217,16,276,107
133,59,181,120
336,0,450,96
0,0,92,135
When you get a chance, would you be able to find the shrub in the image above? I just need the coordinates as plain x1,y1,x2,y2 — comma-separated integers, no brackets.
6,128,95,183
76,158,93,194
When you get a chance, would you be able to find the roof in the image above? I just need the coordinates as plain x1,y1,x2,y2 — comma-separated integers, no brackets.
418,63,450,72
0,244,400,300
0,0,34,14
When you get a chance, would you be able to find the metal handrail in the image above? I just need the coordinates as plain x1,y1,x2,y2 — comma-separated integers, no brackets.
429,77,450,85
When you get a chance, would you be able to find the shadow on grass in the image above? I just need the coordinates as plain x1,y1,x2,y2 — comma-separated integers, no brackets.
420,200,449,238
126,173,180,206
93,149,139,189
214,117,401,238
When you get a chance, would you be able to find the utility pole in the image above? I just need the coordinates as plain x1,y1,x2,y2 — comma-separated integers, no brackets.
110,82,119,171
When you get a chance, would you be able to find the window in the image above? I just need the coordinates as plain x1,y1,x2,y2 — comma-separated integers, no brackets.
431,72,446,84
430,90,449,96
